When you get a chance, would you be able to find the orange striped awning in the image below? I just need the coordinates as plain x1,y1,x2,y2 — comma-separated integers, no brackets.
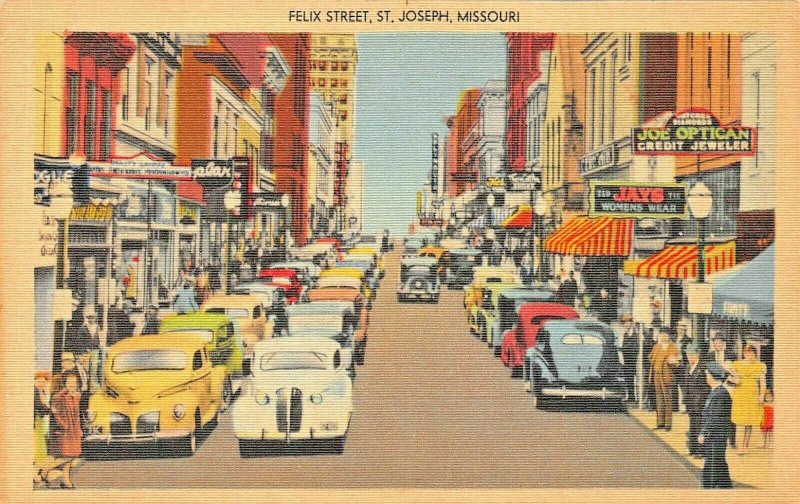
544,216,633,256
623,241,736,279
501,204,532,229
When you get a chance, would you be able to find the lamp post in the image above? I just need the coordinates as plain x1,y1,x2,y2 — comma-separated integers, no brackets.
49,181,74,366
686,181,713,348
534,195,549,286
224,190,242,293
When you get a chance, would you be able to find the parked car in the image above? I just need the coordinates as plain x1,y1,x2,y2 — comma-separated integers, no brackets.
473,282,524,343
320,267,371,304
444,248,482,289
233,336,354,456
417,246,450,281
290,243,336,268
201,293,275,353
336,260,378,293
306,287,370,365
315,237,344,261
158,312,244,401
83,334,226,456
524,320,626,409
486,288,556,355
347,246,384,278
258,268,303,304
267,261,318,292
397,256,441,303
464,266,519,333
403,237,426,256
285,301,358,351
500,302,580,376
233,282,289,335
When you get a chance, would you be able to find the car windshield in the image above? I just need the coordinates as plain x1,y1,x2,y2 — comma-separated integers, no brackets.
407,265,432,276
206,307,249,319
561,333,605,345
288,314,342,331
112,350,186,373
161,329,214,343
259,351,329,371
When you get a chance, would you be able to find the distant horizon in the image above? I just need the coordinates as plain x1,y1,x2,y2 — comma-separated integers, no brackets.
353,33,506,235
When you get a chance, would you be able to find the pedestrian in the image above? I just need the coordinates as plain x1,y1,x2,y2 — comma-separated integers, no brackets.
561,271,579,307
33,372,52,464
106,296,135,347
50,373,82,489
682,344,710,458
708,333,736,447
699,361,734,489
173,279,200,314
728,344,767,455
123,256,139,302
140,304,161,335
617,314,638,402
195,271,212,306
594,287,615,324
520,253,534,286
648,331,682,430
761,390,774,448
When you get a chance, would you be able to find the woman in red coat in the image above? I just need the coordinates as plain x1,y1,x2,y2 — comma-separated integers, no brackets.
50,372,82,488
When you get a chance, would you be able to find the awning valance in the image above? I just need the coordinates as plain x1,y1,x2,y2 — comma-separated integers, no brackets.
711,244,773,325
544,216,633,256
501,204,532,229
623,241,736,279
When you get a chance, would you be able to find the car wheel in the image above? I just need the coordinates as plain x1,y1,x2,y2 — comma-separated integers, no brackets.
181,412,200,456
328,436,346,455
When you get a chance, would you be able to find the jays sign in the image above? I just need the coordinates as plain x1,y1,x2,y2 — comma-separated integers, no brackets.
589,181,688,220
632,110,756,155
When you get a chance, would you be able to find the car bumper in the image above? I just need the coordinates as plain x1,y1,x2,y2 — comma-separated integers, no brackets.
83,428,191,445
540,386,626,400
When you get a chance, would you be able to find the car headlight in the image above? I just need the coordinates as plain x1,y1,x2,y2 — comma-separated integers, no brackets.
173,404,186,420
310,393,323,404
255,391,270,405
86,410,97,422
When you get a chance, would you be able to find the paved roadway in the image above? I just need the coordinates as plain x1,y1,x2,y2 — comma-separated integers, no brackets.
76,250,699,488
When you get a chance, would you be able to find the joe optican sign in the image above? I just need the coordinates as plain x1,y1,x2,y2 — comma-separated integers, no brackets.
632,110,756,155
590,181,688,219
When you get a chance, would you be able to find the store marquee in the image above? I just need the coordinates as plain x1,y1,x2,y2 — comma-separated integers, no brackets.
589,181,688,219
632,110,756,156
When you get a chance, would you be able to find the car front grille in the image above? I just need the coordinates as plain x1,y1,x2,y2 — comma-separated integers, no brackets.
276,387,303,434
136,412,160,435
109,413,132,436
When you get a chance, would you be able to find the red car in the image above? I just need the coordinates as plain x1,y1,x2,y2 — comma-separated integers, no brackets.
315,237,343,261
500,302,580,375
258,268,302,304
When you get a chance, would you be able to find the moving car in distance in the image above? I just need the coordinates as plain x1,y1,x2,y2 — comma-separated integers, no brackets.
83,334,227,457
500,302,580,376
397,256,441,303
524,320,626,409
233,336,354,456
464,266,519,333
444,248,482,289
306,287,370,365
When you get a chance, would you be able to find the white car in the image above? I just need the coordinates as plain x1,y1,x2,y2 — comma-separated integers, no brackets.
233,336,354,456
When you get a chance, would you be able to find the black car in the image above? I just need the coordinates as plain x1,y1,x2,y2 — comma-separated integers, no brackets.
397,257,441,303
444,248,482,289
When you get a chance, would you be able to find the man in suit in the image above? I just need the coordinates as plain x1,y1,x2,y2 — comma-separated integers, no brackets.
648,331,682,430
682,344,710,457
617,314,638,402
699,361,733,489
561,271,579,307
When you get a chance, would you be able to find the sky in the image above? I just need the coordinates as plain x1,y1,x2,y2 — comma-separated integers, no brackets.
353,33,506,235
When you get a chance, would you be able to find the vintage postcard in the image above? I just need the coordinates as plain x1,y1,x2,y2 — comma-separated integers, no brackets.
1,0,798,502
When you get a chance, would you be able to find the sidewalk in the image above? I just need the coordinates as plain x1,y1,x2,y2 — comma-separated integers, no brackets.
627,407,773,488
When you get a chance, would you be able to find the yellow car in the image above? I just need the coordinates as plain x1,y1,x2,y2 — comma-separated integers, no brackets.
320,267,372,301
464,266,519,334
418,246,450,280
348,246,384,277
201,293,276,352
83,333,227,456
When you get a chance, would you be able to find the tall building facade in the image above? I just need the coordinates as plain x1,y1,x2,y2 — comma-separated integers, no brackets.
346,160,365,232
476,79,506,184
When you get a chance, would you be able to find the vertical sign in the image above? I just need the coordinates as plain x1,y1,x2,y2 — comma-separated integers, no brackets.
431,132,439,195
416,191,422,216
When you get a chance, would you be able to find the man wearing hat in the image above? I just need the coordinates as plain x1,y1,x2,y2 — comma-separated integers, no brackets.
699,361,733,489
682,344,710,457
617,314,638,402
648,331,682,430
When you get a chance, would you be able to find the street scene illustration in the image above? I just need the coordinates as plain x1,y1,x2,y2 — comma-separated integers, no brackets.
32,32,774,489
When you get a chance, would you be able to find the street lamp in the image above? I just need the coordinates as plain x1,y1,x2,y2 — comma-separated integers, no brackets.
534,196,549,286
486,193,496,208
687,181,713,347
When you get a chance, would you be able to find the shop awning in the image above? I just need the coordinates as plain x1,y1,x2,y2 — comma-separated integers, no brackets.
711,244,773,325
176,181,206,205
544,216,633,256
501,204,532,229
623,240,736,279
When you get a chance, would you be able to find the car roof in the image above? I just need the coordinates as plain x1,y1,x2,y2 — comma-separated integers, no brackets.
286,328,343,339
286,301,354,316
337,261,370,270
107,333,207,355
500,288,555,301
541,320,614,341
259,268,298,277
402,257,437,267
484,282,524,293
253,335,341,355
203,293,263,308
518,302,580,318
321,267,365,278
160,312,231,330
235,283,281,293
306,288,360,302
316,277,362,289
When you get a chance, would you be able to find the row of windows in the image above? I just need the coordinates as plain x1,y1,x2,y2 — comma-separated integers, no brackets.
65,72,112,161
311,78,350,89
310,60,351,72
119,51,173,137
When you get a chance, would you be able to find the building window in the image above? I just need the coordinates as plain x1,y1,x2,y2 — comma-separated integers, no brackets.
319,61,327,71
557,116,562,183
331,79,338,88
65,71,79,155
332,62,338,71
121,67,130,121
340,95,348,104
99,89,111,160
84,81,96,159
589,68,596,149
163,71,172,136
599,60,606,145
144,56,155,130
310,61,317,70
341,79,348,88
319,78,326,87
341,62,348,71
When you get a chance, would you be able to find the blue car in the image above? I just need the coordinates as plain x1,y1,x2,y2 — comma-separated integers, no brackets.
524,320,626,409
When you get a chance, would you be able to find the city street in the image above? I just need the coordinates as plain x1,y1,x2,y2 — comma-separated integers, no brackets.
75,250,700,488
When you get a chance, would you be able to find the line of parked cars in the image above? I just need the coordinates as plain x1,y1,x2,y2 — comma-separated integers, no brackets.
83,234,388,458
456,260,628,410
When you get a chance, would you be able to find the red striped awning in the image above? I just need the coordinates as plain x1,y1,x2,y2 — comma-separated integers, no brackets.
501,204,532,229
544,216,633,256
623,241,736,279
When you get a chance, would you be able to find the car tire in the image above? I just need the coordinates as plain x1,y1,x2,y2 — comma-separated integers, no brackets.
328,436,346,455
493,345,501,358
348,364,356,380
432,294,440,304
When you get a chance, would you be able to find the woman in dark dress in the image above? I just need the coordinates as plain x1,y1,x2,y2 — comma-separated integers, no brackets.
699,361,733,489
